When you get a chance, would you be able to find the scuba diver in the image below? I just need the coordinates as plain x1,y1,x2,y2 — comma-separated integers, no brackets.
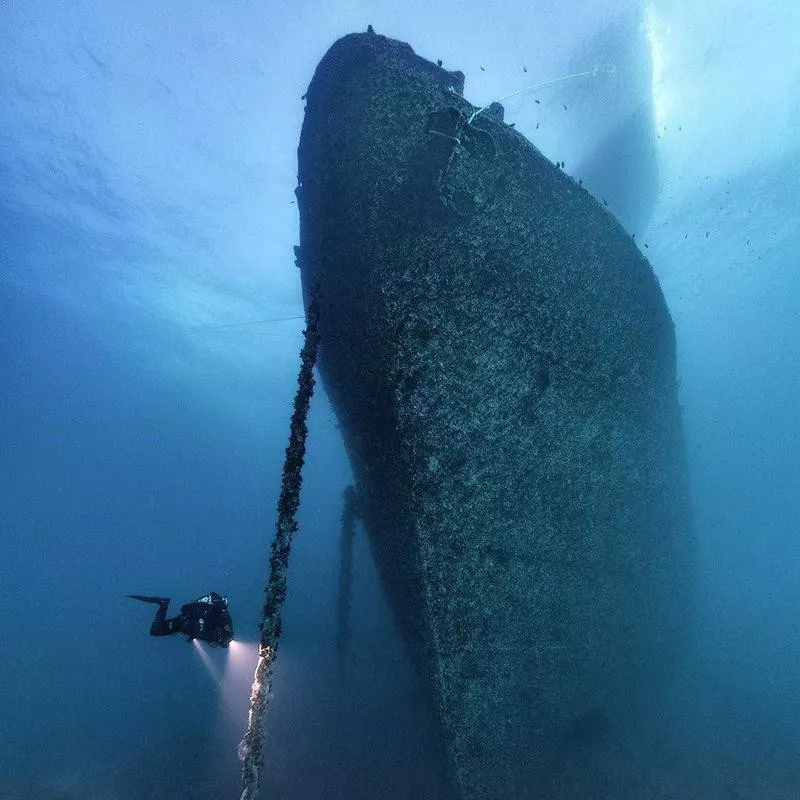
128,592,234,648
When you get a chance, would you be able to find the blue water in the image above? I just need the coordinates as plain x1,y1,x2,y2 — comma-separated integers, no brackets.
1,2,798,798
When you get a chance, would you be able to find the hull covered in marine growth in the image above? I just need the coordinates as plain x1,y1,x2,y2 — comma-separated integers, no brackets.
295,30,693,800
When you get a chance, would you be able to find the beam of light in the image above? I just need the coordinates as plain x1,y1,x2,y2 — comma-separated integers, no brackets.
213,641,260,756
226,639,258,668
219,641,300,727
189,638,257,795
645,2,669,134
223,640,261,713
193,639,222,683
207,640,304,797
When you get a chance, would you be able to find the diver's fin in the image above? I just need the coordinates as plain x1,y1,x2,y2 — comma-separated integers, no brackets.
127,594,170,604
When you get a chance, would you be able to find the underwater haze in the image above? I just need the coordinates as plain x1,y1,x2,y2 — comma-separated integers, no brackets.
1,1,798,798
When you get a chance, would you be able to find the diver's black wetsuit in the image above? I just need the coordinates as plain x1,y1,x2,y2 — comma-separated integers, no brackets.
149,598,184,637
129,593,234,647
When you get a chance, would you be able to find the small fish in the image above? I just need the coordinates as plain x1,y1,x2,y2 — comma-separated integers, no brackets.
644,243,649,249
523,65,528,73
563,104,567,110
480,65,486,71
536,122,540,129
437,59,442,66
535,99,540,104
603,198,608,206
